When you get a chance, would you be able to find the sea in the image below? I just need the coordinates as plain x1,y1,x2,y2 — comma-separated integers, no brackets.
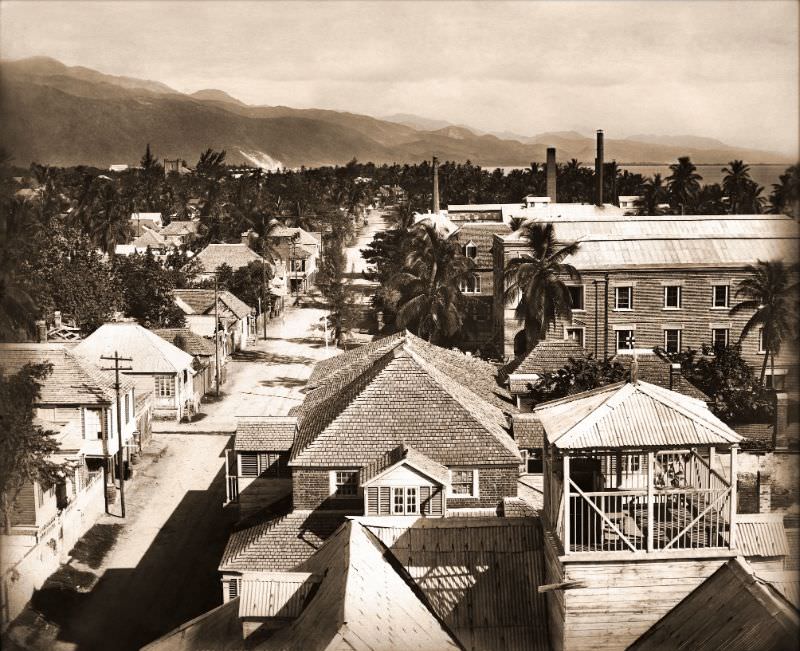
496,164,789,191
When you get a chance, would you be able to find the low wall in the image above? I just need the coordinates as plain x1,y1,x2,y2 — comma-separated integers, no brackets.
1,472,105,630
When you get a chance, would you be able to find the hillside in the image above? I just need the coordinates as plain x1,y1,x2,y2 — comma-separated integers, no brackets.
0,57,792,168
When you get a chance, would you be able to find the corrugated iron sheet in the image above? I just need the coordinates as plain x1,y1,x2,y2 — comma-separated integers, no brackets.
238,573,318,618
737,514,790,557
365,517,549,651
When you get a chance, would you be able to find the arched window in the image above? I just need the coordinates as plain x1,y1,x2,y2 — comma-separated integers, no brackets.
459,274,481,294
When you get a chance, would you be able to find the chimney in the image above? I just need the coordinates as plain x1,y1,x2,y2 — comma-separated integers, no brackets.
669,363,681,391
595,129,604,206
546,147,557,202
432,157,440,214
774,392,790,449
54,310,62,329
36,319,47,343
757,470,772,513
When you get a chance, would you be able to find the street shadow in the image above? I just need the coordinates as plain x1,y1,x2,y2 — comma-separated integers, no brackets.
259,376,307,388
233,350,317,365
31,464,235,651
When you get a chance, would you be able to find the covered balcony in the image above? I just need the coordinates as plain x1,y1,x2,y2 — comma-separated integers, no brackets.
536,379,743,557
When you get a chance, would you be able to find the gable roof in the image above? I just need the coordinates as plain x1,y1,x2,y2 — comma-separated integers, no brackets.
290,331,519,468
630,557,800,651
192,244,263,273
611,349,708,401
219,511,347,573
131,227,166,249
160,220,199,236
140,599,243,651
260,521,461,651
360,443,450,486
235,417,296,452
267,225,321,248
365,516,549,651
449,222,511,268
0,343,132,405
172,289,253,319
74,323,195,374
535,380,742,450
151,328,215,357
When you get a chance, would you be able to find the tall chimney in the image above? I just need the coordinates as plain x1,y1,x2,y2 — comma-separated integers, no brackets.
36,319,47,343
432,157,440,213
546,147,557,202
595,129,604,206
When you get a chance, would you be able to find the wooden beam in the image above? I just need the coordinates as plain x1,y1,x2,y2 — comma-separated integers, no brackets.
729,445,738,550
646,451,654,553
538,580,585,593
563,454,570,555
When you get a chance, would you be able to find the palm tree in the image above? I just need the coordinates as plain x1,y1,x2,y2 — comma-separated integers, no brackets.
666,157,702,213
389,220,473,344
768,164,799,218
721,160,753,214
739,181,766,214
695,183,726,215
503,222,581,352
635,174,669,215
731,260,799,386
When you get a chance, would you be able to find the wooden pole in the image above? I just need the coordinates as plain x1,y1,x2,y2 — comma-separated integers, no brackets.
214,274,221,397
729,445,738,549
100,352,133,518
646,451,654,552
563,453,570,554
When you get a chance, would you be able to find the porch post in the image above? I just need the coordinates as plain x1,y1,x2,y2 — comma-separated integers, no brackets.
646,451,654,552
729,445,738,549
563,453,570,554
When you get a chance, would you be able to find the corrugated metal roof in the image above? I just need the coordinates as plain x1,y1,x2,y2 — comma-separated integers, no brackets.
630,557,800,650
535,381,742,450
737,514,791,557
75,323,195,374
365,516,549,651
238,572,319,619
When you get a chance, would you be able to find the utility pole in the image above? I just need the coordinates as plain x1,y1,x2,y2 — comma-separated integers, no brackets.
214,273,221,398
262,254,268,339
100,351,133,518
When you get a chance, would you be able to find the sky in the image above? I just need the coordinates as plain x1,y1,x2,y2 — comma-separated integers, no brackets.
1,0,798,155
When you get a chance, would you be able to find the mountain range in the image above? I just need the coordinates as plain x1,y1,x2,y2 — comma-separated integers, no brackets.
0,57,792,169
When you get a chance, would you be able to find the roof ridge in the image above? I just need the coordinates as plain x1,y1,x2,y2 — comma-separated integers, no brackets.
549,382,635,445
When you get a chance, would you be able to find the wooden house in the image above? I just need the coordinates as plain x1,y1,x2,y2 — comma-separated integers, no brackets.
535,377,745,650
173,288,254,353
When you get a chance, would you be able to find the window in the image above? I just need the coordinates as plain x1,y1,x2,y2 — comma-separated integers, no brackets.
450,469,477,497
663,286,682,309
615,286,633,310
463,241,477,259
460,274,481,294
527,450,544,474
712,328,729,348
622,455,642,472
334,470,359,497
156,376,174,398
616,329,635,351
568,286,584,311
664,329,682,353
392,487,419,514
758,328,767,354
228,578,239,600
239,453,259,477
766,373,786,391
85,409,102,440
565,327,584,347
712,285,729,308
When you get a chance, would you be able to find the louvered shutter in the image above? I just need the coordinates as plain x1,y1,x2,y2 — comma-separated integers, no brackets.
367,486,379,515
420,486,431,515
431,487,443,516
379,487,391,515
240,453,258,477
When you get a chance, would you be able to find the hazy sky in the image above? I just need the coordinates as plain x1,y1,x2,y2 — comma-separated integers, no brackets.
1,0,797,154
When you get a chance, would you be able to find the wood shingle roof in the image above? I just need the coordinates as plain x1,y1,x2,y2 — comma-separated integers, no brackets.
191,243,263,273
234,416,296,452
172,289,253,319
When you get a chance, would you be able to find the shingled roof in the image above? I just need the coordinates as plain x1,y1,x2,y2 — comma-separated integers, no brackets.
510,339,588,380
290,331,519,468
512,413,545,448
160,220,199,236
191,243,263,273
173,289,253,319
0,343,133,405
219,511,347,573
630,557,800,651
360,443,450,485
234,417,296,452
151,328,215,357
612,349,708,401
449,221,511,268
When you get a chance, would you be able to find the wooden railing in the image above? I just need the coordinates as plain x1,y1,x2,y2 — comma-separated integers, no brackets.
566,482,732,553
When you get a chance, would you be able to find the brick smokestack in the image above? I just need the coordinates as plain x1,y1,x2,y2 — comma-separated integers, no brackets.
546,147,557,202
595,129,604,206
432,156,440,213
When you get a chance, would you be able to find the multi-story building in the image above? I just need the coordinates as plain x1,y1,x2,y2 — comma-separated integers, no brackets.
493,213,800,393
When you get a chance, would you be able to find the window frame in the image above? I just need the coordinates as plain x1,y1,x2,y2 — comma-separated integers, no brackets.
712,284,730,309
156,375,174,399
663,285,682,310
463,241,478,260
711,328,729,348
460,273,481,294
663,328,682,353
448,468,479,498
614,286,633,310
391,486,419,515
567,285,585,311
565,327,585,348
758,328,766,354
331,470,359,498
616,329,636,351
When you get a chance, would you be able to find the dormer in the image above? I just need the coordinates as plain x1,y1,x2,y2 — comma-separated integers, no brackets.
462,240,478,259
361,444,448,517
238,572,321,638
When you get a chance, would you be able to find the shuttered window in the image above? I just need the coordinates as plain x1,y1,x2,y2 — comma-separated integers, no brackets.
228,578,239,599
379,487,391,515
239,453,258,477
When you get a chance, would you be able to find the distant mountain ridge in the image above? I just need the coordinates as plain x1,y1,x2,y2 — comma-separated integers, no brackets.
0,56,792,168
